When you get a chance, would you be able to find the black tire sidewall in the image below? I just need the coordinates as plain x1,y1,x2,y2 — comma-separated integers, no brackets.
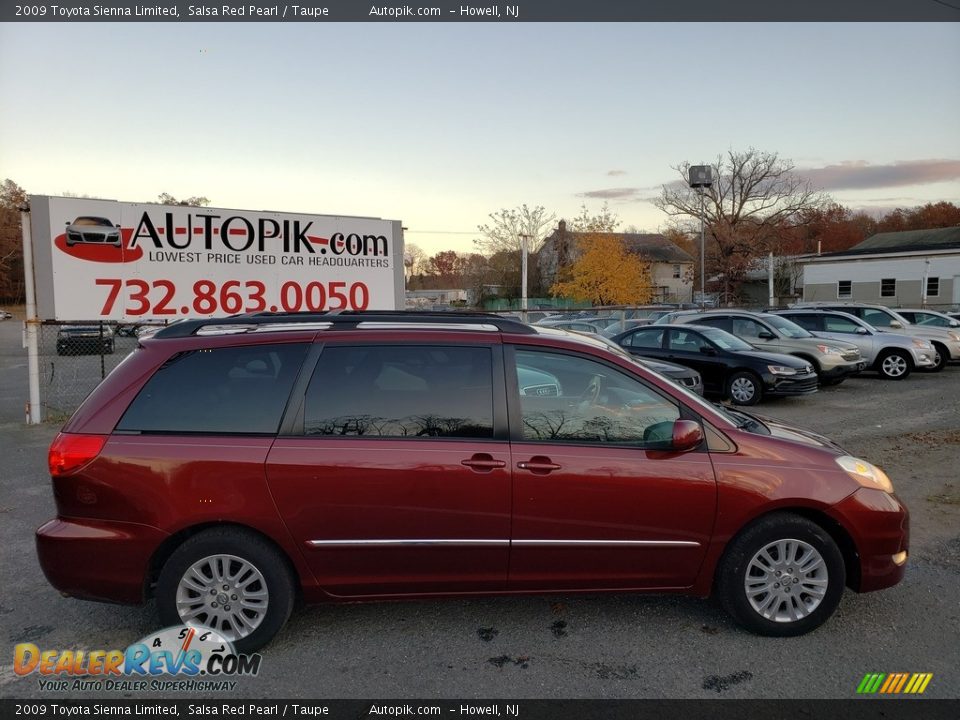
156,529,295,653
718,514,846,637
931,344,948,372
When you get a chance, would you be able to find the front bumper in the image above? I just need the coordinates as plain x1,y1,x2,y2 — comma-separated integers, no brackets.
820,358,866,380
36,517,168,604
828,488,909,593
674,375,704,395
910,348,936,368
946,339,960,361
763,372,819,397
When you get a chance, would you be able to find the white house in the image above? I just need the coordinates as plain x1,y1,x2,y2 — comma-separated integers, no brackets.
800,227,960,309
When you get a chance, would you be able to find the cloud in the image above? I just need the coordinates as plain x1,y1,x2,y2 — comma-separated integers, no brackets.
577,187,644,200
606,170,627,176
799,159,960,191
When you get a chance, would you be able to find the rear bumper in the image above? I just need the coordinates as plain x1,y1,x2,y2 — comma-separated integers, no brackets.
828,488,909,593
56,338,113,354
36,517,168,604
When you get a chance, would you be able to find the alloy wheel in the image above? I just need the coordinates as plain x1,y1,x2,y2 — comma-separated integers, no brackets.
175,553,269,642
881,354,908,378
743,538,828,623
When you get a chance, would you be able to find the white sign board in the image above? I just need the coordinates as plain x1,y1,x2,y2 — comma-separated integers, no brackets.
29,196,404,321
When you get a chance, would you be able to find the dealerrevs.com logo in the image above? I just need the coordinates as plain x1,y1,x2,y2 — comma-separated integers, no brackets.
14,626,261,693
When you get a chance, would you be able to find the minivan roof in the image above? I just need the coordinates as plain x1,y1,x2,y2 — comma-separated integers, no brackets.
153,311,537,339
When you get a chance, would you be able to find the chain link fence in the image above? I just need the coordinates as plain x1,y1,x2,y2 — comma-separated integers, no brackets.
36,321,145,422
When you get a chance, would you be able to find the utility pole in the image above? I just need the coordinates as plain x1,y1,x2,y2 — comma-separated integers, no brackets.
519,233,531,315
21,206,41,424
688,165,713,307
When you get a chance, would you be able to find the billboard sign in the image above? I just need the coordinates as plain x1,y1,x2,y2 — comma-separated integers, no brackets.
28,196,405,321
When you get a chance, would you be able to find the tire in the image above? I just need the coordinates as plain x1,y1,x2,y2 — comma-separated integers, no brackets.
926,343,949,372
876,350,911,380
156,527,296,653
727,371,762,406
716,513,845,637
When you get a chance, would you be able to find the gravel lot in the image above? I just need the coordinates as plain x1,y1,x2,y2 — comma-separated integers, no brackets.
1,309,957,700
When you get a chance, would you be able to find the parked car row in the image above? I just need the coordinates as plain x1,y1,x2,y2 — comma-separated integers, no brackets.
589,302,957,406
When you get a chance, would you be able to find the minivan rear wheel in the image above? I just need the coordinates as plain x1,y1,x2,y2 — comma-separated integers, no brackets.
156,528,295,653
716,513,845,636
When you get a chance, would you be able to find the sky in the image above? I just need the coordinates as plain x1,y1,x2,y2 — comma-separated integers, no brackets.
1,22,958,256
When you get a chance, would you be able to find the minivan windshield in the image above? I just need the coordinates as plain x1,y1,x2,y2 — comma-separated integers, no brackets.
764,314,815,339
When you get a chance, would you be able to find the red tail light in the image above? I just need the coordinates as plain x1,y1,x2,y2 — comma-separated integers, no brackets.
48,433,107,477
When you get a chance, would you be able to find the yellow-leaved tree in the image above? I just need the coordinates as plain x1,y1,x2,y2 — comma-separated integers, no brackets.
550,234,655,305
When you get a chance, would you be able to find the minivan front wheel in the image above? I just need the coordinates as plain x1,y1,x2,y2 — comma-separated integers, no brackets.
156,528,295,653
717,513,845,636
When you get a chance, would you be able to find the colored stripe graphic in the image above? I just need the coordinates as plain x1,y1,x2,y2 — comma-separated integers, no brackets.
857,673,932,694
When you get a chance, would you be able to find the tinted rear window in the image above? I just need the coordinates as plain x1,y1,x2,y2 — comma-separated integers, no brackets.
117,343,308,434
304,345,494,438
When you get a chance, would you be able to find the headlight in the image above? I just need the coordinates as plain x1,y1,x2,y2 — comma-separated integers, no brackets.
911,339,933,349
835,456,894,494
816,344,844,356
767,365,798,375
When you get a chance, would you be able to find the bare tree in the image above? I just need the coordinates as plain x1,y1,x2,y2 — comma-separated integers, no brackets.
475,204,556,255
157,192,210,207
403,243,428,280
569,202,620,233
655,148,828,300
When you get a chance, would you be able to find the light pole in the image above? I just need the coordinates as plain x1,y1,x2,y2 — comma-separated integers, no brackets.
519,233,531,314
688,165,713,306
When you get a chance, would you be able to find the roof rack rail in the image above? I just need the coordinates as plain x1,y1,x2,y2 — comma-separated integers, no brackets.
152,310,536,338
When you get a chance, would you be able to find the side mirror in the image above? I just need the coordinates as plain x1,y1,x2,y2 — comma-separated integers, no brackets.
758,331,776,340
889,321,903,329
856,327,868,335
672,420,704,452
950,320,960,328
699,346,717,356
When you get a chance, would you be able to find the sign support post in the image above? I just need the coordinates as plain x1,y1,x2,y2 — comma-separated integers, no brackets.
21,207,41,425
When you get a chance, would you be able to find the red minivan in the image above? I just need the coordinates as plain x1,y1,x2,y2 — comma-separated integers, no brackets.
37,312,909,651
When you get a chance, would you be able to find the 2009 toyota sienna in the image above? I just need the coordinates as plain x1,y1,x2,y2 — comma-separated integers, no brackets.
36,312,909,651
